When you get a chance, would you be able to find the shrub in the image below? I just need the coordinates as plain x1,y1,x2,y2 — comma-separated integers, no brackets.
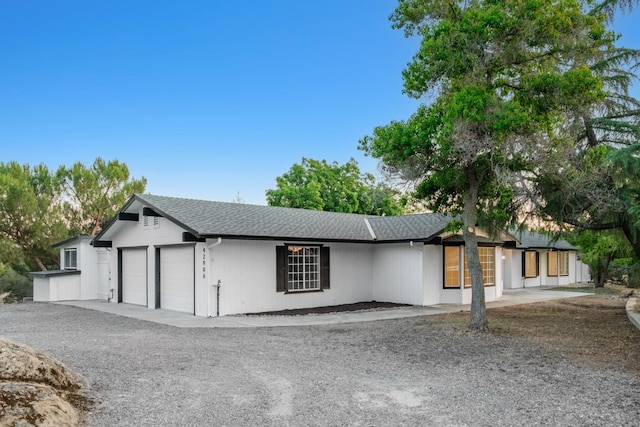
608,260,640,288
0,267,32,303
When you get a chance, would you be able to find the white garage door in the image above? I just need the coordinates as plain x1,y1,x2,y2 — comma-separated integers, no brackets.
122,248,147,306
160,246,194,314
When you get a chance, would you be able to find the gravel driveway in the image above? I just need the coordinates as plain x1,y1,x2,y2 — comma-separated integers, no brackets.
1,302,639,426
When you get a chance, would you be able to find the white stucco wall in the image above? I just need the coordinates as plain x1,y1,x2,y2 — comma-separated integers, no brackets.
371,242,424,305
32,273,81,301
207,239,375,316
423,244,443,305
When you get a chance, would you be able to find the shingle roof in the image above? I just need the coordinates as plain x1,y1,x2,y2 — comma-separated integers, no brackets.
512,229,576,250
102,194,453,243
137,194,376,241
367,213,451,242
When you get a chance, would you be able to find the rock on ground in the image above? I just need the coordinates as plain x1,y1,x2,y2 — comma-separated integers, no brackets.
0,338,87,427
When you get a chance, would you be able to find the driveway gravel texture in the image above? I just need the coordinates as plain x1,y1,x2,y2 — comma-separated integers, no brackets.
1,302,639,427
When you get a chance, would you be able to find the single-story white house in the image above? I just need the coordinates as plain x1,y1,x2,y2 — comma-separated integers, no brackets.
32,194,590,317
503,229,591,289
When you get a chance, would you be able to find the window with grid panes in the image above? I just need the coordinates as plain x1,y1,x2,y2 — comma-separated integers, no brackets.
287,246,320,291
463,247,495,287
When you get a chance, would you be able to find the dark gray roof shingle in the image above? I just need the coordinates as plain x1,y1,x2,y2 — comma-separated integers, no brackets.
367,213,450,241
131,194,452,242
513,229,576,250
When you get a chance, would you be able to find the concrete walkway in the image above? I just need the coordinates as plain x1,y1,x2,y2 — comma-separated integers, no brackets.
55,287,592,328
627,298,640,332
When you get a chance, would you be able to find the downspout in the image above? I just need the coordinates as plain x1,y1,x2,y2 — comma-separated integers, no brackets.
207,238,222,317
106,248,113,303
409,241,423,251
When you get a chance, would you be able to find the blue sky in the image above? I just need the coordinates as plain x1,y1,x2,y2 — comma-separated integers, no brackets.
1,1,638,205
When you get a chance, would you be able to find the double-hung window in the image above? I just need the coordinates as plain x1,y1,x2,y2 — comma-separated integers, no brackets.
64,248,77,270
276,245,330,292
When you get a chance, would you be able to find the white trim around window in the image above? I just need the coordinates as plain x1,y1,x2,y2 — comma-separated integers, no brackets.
64,248,77,270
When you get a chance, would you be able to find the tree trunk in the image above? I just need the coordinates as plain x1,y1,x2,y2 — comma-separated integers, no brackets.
595,253,612,288
621,219,640,260
32,253,47,272
464,168,488,331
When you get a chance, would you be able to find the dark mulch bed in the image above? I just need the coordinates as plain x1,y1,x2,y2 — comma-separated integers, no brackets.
245,301,411,316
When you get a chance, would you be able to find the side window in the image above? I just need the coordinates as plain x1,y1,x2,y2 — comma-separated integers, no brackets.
64,248,77,270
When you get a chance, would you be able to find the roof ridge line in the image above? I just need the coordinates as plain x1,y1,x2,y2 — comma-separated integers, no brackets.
363,218,377,241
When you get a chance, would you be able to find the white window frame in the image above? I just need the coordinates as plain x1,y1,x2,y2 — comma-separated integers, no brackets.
287,246,320,291
64,248,77,270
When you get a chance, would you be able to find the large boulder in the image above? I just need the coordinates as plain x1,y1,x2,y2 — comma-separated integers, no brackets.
0,382,79,426
0,338,88,426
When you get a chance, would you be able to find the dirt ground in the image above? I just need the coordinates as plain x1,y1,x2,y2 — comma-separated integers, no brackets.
248,284,640,377
427,284,640,376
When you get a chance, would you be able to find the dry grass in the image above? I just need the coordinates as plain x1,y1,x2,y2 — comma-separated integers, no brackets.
428,285,640,377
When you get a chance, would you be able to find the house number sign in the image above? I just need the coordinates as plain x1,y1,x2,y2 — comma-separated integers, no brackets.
202,247,206,279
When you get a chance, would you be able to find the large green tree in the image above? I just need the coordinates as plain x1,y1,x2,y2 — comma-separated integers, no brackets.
0,162,67,271
266,158,405,215
360,0,614,330
57,158,147,236
531,14,640,257
0,158,146,273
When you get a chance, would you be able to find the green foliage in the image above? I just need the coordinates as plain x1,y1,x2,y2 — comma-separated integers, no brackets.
0,162,67,271
57,157,147,236
0,158,146,273
567,229,632,285
0,263,33,303
362,0,613,230
530,0,640,257
608,260,640,287
266,158,404,215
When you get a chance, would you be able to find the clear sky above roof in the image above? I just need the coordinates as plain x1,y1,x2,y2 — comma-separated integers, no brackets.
1,1,638,205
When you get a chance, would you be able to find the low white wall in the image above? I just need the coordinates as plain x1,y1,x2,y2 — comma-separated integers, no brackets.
33,277,51,302
31,272,81,301
55,275,81,300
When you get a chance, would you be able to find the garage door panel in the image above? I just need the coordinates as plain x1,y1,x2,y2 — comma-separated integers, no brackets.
122,248,147,306
160,246,194,314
